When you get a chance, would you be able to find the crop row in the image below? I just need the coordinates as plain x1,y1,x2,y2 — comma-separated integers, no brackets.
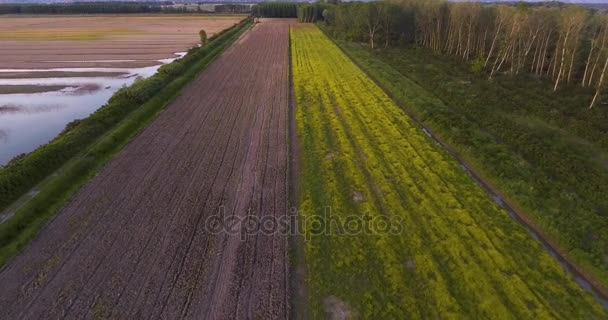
291,24,607,319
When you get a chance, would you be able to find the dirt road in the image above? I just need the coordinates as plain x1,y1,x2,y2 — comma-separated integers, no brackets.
0,19,291,319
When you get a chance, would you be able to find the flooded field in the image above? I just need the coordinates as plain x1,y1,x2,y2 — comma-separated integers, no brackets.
0,55,186,165
0,15,244,165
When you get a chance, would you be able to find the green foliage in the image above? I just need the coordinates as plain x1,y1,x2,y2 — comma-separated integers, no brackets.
0,3,164,14
322,1,410,47
322,1,414,44
298,3,330,23
0,19,252,266
214,4,251,14
322,8,334,24
252,2,296,18
334,38,608,290
470,57,485,74
516,1,532,12
292,24,607,318
199,29,208,45
321,0,608,106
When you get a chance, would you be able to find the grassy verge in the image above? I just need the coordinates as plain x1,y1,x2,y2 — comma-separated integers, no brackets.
326,32,608,291
0,18,252,267
292,24,606,318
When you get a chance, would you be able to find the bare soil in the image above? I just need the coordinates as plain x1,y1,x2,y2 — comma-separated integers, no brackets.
0,19,292,319
0,15,244,69
0,71,128,79
0,85,67,94
323,296,354,320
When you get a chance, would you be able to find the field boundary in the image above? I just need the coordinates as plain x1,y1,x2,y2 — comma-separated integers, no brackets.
0,18,253,268
287,23,311,320
319,25,608,306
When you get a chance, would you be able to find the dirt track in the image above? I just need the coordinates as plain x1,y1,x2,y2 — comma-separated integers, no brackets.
0,19,291,319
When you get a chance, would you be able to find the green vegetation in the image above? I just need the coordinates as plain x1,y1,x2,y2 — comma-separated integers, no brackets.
291,23,607,319
321,0,608,108
213,4,252,14
252,2,297,18
250,1,330,22
199,29,208,46
0,18,252,267
0,3,165,15
297,3,330,23
316,0,608,295
333,38,608,289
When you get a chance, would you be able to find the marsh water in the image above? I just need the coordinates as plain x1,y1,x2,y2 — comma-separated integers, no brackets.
0,52,186,166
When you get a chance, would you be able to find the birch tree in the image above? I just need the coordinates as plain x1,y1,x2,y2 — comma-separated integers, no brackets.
553,7,587,91
363,2,383,49
589,54,608,109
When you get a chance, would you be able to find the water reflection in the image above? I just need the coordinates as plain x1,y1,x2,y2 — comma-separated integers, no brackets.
0,104,66,115
0,52,186,166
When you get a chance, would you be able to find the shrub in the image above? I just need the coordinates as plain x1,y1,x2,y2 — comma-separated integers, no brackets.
199,29,208,46
470,57,485,74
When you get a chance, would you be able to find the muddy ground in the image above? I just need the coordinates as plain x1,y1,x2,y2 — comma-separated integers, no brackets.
0,19,291,319
0,15,244,69
0,71,128,79
0,85,67,94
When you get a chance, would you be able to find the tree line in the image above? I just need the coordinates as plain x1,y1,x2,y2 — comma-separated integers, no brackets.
0,2,168,15
252,2,297,18
251,2,334,23
215,4,252,14
0,2,254,15
321,0,608,109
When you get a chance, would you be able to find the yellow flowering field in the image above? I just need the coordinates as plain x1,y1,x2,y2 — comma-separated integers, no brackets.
290,24,607,319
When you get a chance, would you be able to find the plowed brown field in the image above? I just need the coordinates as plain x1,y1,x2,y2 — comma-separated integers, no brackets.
0,15,244,69
0,19,291,319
